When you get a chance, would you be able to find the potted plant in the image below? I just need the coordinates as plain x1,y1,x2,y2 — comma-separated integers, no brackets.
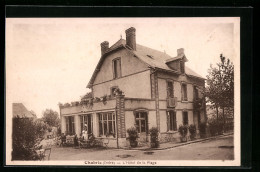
94,97,101,102
58,102,63,108
64,103,70,107
199,122,207,138
178,125,188,142
102,95,107,105
89,98,94,107
189,124,197,140
127,127,138,148
149,127,159,148
107,95,112,100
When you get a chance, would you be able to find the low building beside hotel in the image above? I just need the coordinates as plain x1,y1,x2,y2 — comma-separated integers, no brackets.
13,103,37,119
59,27,206,148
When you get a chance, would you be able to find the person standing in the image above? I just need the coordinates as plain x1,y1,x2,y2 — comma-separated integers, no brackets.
74,134,79,147
60,133,66,147
82,124,88,141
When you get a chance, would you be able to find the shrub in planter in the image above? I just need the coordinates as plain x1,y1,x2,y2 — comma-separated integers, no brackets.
101,95,107,105
64,103,71,107
94,97,101,102
89,98,94,106
199,122,207,138
127,127,138,148
178,125,188,142
149,127,159,148
189,124,197,140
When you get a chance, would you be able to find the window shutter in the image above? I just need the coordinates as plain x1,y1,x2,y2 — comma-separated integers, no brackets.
181,84,184,100
117,59,121,77
174,111,177,131
167,112,170,131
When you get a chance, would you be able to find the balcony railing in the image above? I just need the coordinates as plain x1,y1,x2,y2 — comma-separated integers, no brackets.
167,97,177,107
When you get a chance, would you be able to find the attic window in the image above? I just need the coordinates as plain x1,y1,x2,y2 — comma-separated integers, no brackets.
147,55,153,59
112,57,121,79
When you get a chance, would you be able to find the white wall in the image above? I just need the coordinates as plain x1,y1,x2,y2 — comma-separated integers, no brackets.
124,111,135,137
160,111,167,132
148,111,157,129
93,70,151,98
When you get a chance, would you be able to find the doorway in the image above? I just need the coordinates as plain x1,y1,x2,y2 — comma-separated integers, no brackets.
135,111,148,142
80,114,93,138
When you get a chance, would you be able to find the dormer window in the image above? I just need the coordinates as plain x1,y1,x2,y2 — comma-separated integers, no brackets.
112,58,121,79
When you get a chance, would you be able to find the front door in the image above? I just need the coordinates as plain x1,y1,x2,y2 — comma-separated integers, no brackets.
81,114,93,138
135,112,148,142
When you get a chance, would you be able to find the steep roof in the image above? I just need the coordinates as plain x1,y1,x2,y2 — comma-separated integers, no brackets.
87,39,205,88
13,103,35,118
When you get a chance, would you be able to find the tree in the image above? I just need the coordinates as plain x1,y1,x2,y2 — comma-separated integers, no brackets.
42,109,60,127
12,117,48,160
206,54,234,127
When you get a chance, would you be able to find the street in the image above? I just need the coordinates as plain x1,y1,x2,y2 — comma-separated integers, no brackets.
50,135,233,160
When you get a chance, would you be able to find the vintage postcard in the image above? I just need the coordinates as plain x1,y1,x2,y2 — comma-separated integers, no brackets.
5,17,240,166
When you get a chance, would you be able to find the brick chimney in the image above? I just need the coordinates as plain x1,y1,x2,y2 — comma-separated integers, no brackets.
177,48,184,56
100,41,109,56
178,48,185,73
125,27,136,50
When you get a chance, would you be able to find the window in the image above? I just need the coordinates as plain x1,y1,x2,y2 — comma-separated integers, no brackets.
180,60,185,73
167,81,174,98
111,86,118,97
65,117,69,134
168,111,177,131
98,112,116,137
194,86,199,100
112,58,121,79
181,83,188,101
183,111,188,125
135,112,148,133
65,116,75,135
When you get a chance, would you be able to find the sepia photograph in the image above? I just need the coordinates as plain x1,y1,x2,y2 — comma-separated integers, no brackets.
5,17,240,166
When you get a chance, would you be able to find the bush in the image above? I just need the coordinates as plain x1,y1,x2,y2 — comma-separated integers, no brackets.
178,125,188,137
208,117,224,136
149,127,159,148
216,121,224,135
12,117,47,160
208,120,218,136
199,122,207,138
42,109,60,127
127,127,138,147
189,124,197,140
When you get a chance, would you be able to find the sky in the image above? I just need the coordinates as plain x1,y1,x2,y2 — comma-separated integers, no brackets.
6,17,240,118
